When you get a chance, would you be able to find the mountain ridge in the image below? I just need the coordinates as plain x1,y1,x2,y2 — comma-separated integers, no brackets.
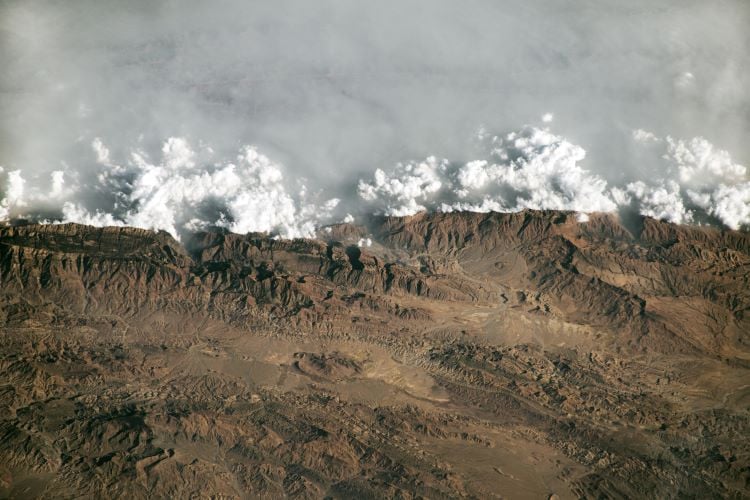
0,210,748,498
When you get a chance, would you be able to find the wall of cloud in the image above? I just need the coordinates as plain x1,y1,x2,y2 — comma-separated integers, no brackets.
1,0,749,238
358,125,750,230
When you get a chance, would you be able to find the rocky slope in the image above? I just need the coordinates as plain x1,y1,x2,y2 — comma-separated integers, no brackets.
0,210,748,498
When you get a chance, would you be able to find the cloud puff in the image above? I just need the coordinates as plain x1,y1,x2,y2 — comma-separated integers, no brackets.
470,127,617,213
632,129,661,143
357,157,447,216
613,181,691,225
664,135,746,187
61,201,123,228
1,168,68,220
58,138,340,239
4,170,26,208
625,130,750,229
689,183,750,230
357,126,617,217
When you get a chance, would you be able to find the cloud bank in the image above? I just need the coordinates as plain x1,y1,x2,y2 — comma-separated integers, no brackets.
1,1,748,235
356,125,750,230
1,124,748,238
358,126,618,217
56,138,338,239
615,130,750,228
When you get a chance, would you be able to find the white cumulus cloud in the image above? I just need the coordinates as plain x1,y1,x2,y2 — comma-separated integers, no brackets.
625,130,750,229
664,135,746,187
614,180,691,225
3,126,749,235
59,138,340,239
358,126,617,217
357,157,447,216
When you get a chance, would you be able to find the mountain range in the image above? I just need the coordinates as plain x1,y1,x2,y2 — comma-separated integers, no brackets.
0,210,748,498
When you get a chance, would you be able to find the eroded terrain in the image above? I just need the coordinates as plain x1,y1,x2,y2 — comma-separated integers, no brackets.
0,211,748,498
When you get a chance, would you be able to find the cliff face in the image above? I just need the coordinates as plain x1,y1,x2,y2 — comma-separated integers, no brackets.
0,211,748,498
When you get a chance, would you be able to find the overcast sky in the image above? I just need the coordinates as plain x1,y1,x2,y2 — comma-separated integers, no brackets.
1,0,749,236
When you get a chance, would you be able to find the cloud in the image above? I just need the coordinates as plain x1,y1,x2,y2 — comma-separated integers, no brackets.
4,170,26,207
2,125,748,235
92,138,115,168
632,129,660,143
61,201,123,227
674,71,696,90
57,138,340,239
1,2,748,233
0,169,27,221
50,171,65,198
664,136,746,187
355,126,749,230
613,181,691,225
689,183,750,230
357,126,617,216
471,127,617,213
357,157,447,216
623,130,750,229
2,0,748,215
